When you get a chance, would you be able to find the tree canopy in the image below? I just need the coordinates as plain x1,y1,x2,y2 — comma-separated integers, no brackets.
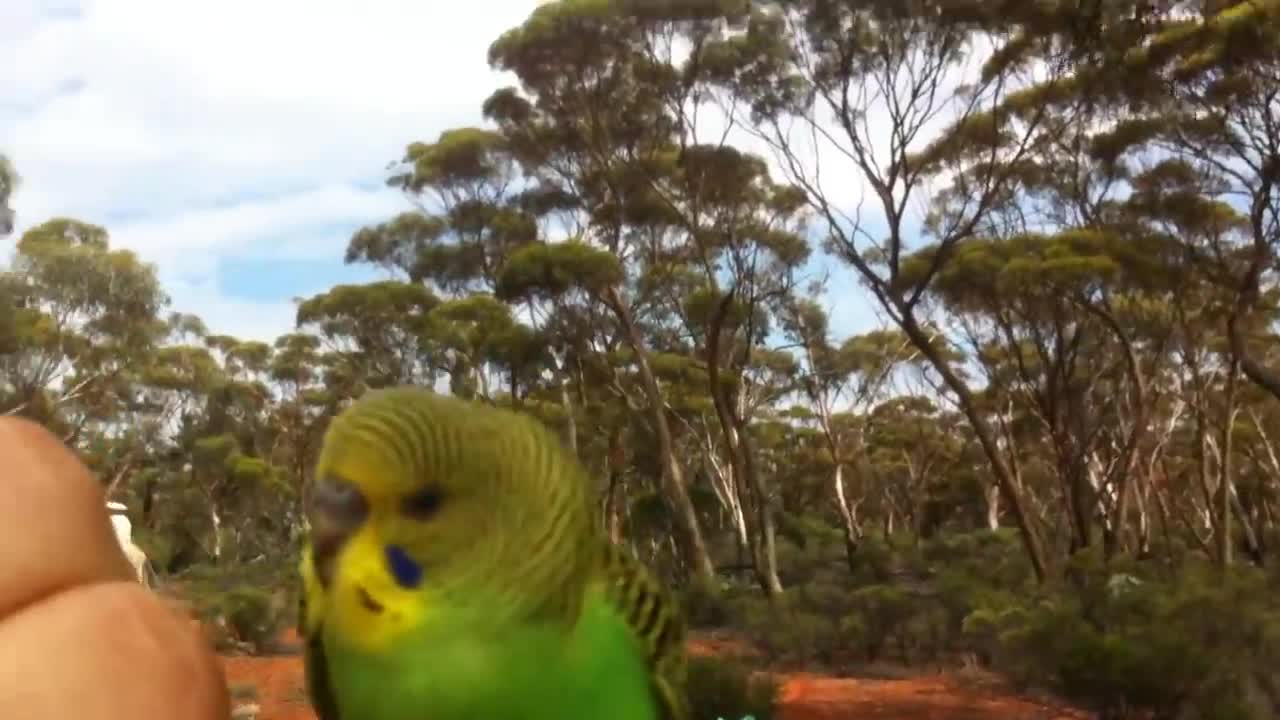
6,3,1280,717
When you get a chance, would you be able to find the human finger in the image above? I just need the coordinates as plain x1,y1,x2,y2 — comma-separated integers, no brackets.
0,417,137,619
0,580,230,720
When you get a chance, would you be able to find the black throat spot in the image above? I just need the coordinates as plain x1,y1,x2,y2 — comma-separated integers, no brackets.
357,586,385,613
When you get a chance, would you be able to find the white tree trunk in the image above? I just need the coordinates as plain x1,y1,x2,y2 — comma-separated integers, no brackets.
985,482,1001,530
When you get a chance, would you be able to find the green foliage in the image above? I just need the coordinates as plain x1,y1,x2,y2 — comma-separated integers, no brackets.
175,562,297,655
495,240,625,300
963,555,1280,719
685,655,779,720
681,579,736,629
693,523,1280,718
706,530,954,669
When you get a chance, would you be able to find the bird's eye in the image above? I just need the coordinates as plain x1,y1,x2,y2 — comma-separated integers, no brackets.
402,488,443,520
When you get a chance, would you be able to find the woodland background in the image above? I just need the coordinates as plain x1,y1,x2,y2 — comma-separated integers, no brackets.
4,2,1280,718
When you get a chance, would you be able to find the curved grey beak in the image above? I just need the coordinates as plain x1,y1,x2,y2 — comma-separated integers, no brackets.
305,475,368,588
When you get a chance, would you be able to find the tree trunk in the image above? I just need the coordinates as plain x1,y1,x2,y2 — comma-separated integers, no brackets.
1217,359,1240,568
1056,446,1093,553
1084,302,1153,562
1229,485,1263,565
737,420,783,596
1134,480,1152,558
708,412,782,595
701,444,750,567
812,395,864,573
898,310,1049,582
984,482,1001,530
603,429,626,543
705,290,783,596
1226,222,1280,403
210,504,223,562
1194,402,1219,544
832,463,864,573
560,377,578,457
603,287,717,586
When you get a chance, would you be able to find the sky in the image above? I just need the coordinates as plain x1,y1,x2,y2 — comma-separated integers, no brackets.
0,0,887,345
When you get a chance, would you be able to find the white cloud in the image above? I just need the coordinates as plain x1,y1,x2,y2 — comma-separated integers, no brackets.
1,0,540,340
114,183,403,268
2,0,979,345
3,0,534,212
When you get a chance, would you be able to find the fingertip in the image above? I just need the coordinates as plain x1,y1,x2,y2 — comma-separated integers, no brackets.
0,581,231,720
0,417,95,483
0,417,137,618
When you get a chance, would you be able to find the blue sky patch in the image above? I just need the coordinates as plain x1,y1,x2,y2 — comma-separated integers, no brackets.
217,257,381,303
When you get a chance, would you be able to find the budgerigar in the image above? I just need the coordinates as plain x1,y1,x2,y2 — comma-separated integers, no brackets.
297,386,690,720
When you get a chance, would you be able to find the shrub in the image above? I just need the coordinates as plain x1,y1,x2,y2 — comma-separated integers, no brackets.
683,579,735,629
847,584,917,662
685,654,779,720
175,561,296,654
680,520,1280,720
964,555,1280,719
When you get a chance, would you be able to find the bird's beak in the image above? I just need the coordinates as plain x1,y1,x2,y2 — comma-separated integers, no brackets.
304,474,369,589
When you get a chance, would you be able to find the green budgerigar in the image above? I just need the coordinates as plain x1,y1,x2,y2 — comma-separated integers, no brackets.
297,386,690,720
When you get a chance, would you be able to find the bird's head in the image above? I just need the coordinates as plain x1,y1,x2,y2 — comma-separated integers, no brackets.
299,387,596,653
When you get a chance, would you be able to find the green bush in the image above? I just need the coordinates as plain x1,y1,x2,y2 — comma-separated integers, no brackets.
844,535,896,584
176,561,296,654
683,579,735,628
681,520,1280,720
219,585,282,651
726,587,854,668
963,556,1280,719
685,654,779,720
847,584,917,662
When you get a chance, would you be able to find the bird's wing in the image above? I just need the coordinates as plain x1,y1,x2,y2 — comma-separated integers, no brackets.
596,541,690,720
299,585,343,720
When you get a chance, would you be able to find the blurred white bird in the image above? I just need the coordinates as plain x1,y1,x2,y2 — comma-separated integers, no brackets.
106,501,153,587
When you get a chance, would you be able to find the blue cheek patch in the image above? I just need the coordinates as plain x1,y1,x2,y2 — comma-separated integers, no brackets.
385,544,423,589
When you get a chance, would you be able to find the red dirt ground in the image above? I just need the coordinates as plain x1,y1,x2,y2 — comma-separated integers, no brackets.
217,630,1091,720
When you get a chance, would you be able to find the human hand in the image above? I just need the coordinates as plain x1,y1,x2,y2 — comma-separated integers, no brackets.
0,417,230,719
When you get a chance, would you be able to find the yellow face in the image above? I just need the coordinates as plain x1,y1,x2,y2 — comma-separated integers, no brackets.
300,529,429,654
301,440,436,655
